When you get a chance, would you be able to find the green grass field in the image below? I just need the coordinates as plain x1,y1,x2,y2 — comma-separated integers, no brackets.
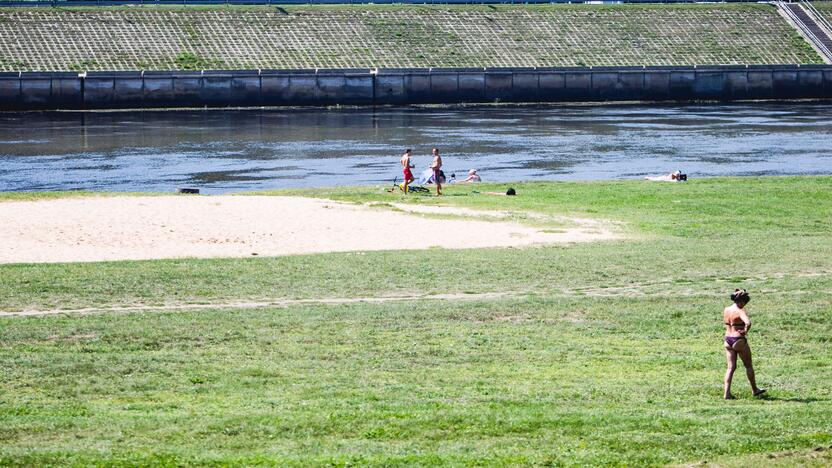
1,177,831,466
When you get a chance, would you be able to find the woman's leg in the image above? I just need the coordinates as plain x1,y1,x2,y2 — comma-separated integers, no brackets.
724,347,737,399
734,340,762,395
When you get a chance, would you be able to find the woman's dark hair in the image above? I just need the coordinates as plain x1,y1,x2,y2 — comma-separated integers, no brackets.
731,288,750,304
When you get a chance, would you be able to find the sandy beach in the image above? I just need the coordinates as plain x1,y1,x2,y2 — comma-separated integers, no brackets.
0,195,619,264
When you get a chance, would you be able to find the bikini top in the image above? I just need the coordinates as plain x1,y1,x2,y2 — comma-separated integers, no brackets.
725,321,746,329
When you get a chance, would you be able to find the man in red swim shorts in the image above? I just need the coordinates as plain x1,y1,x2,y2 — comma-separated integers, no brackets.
400,148,415,193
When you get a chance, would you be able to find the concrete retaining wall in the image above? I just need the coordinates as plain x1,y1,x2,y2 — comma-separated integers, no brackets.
1,65,830,110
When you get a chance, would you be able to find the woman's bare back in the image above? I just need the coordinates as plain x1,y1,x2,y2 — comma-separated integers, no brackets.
724,304,749,337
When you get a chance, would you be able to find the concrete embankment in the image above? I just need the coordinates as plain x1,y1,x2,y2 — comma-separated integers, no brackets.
1,65,831,110
0,4,829,109
0,4,822,71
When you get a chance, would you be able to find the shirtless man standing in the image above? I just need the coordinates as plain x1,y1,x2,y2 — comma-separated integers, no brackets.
430,148,443,196
400,149,415,194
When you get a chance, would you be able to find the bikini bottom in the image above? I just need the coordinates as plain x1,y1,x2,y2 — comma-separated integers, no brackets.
725,336,746,347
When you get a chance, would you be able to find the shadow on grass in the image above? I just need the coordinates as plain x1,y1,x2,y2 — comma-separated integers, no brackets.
757,395,825,403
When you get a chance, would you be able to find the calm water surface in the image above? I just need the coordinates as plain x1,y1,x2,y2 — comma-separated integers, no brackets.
0,103,830,193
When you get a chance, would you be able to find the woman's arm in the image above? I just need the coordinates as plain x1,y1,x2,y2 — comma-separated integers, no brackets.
739,310,752,334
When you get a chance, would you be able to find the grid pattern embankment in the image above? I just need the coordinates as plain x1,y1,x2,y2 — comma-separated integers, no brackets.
812,1,832,26
0,4,822,71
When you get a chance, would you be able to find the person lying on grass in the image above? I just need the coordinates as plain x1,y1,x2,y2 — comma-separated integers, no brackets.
723,288,766,400
645,170,682,182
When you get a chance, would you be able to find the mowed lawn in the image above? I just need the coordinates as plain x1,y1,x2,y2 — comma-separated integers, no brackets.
1,177,831,466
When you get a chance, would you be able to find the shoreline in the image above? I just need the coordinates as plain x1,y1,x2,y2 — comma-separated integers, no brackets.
1,174,829,199
2,98,832,115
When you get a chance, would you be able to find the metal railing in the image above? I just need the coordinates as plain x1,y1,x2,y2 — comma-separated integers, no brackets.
799,0,832,39
778,0,832,62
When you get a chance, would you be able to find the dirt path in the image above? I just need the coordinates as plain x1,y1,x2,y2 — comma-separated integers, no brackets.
3,270,827,318
0,195,620,264
0,291,516,318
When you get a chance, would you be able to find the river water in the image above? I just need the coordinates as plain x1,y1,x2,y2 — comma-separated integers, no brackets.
0,103,830,193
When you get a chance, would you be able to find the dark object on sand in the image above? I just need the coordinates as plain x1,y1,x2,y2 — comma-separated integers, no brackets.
178,188,199,194
506,188,516,196
679,173,688,181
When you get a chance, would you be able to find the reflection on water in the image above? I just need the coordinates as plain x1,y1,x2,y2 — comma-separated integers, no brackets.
0,103,830,193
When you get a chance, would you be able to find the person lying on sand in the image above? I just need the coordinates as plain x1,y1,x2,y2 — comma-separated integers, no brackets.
723,288,766,400
645,170,683,182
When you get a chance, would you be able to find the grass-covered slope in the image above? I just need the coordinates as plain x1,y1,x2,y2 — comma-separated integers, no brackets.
813,1,832,22
0,4,822,72
1,176,831,465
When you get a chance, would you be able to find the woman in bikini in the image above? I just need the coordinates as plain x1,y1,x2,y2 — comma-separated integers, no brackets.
723,288,766,399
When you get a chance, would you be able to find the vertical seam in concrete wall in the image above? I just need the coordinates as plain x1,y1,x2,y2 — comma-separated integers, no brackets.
641,69,646,99
590,70,595,101
536,70,541,102
744,69,749,100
